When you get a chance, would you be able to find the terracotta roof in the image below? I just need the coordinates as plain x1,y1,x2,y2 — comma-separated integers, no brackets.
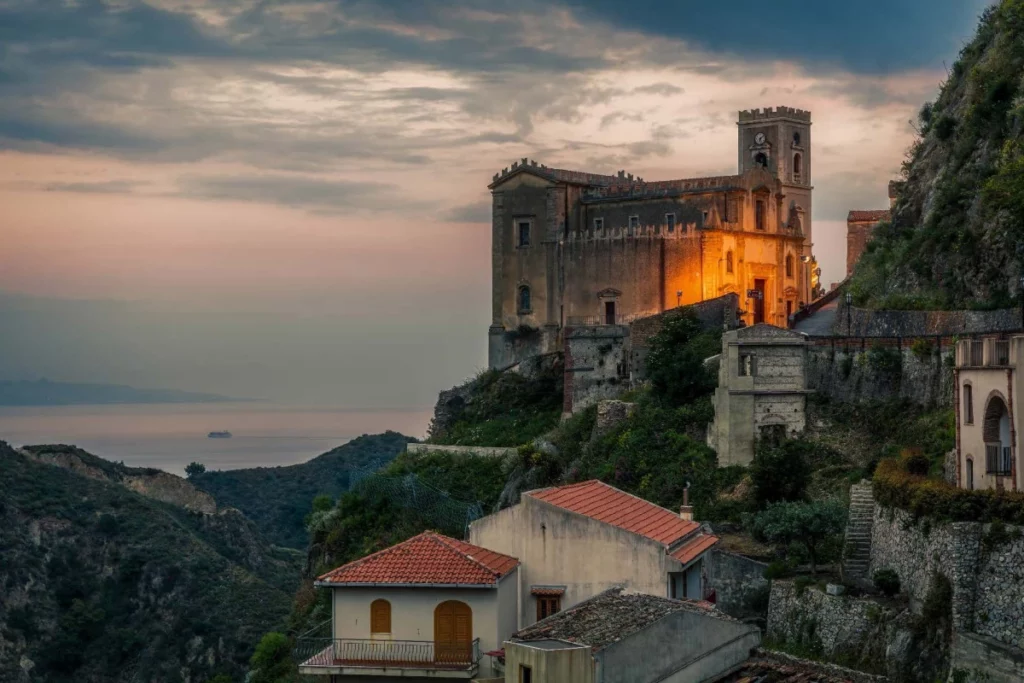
531,586,566,597
527,480,699,545
670,534,720,565
847,209,891,223
317,531,519,587
512,587,740,651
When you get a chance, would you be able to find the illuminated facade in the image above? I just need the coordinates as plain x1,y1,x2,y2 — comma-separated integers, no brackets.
488,107,814,369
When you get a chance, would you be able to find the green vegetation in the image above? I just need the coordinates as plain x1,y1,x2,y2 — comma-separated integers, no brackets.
191,432,413,548
747,500,847,574
749,437,813,505
850,0,1024,309
0,441,297,683
249,632,297,683
186,461,206,477
872,569,901,597
644,308,721,405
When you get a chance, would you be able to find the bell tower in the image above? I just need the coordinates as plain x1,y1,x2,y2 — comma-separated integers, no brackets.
738,106,813,303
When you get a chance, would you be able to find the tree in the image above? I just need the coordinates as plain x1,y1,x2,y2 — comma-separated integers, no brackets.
249,632,295,683
749,437,812,505
185,462,206,477
748,500,847,574
644,309,721,406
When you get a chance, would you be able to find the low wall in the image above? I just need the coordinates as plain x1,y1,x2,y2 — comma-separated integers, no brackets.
806,337,954,407
837,305,1020,338
406,444,517,458
708,550,769,620
952,632,1024,683
563,326,630,414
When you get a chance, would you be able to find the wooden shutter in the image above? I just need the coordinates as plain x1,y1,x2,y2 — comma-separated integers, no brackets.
370,599,391,634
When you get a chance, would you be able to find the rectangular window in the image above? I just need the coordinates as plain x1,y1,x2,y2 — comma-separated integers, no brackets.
628,215,639,234
666,213,676,233
593,217,604,232
517,220,531,247
964,384,973,424
739,354,755,377
520,665,533,683
755,200,766,231
536,596,561,621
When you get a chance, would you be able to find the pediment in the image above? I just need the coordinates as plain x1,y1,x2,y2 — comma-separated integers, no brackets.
597,288,623,299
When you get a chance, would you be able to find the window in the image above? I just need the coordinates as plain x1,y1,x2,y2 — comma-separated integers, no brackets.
666,213,676,233
628,215,640,234
701,210,709,224
520,665,533,683
593,217,604,232
793,131,802,146
517,220,531,247
755,152,768,168
793,153,803,177
536,596,561,621
963,384,973,424
518,285,531,313
739,354,755,377
966,458,974,490
755,200,766,231
785,254,794,278
370,599,391,634
726,250,734,274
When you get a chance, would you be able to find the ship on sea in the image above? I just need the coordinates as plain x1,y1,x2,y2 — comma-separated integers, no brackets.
207,431,233,439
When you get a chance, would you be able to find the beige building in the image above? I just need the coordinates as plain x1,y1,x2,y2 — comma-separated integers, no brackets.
298,531,519,681
501,588,760,683
489,107,815,369
708,324,810,466
468,480,719,629
955,337,1021,491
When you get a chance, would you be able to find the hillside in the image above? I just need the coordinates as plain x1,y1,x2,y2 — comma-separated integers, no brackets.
850,0,1024,309
0,442,301,683
190,431,415,548
0,379,240,405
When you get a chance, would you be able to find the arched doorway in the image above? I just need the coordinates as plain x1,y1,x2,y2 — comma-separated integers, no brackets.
983,395,1012,476
434,600,472,665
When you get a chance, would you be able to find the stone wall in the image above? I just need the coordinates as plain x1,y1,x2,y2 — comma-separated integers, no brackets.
405,444,517,458
952,632,1024,683
563,325,630,414
708,550,769,619
806,337,954,407
629,293,739,380
836,304,1020,338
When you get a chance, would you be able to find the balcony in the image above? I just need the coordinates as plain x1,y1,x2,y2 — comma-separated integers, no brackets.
985,444,1013,477
956,338,1015,368
566,310,660,327
296,638,481,678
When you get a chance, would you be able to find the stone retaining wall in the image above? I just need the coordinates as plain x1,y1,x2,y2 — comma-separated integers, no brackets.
709,550,769,619
838,305,1020,338
406,444,517,458
952,632,1024,683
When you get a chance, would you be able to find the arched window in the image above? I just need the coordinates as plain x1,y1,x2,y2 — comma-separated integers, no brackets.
518,285,531,313
754,152,768,168
966,457,974,490
371,599,391,634
793,153,802,176
793,131,802,146
963,383,974,424
983,395,1012,475
726,250,734,274
785,254,794,278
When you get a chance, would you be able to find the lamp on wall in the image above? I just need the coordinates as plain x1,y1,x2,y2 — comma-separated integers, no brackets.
676,290,682,308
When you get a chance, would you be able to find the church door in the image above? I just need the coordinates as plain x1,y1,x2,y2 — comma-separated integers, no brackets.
434,601,472,666
753,279,766,324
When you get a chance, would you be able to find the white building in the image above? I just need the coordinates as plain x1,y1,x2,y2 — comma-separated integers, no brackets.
298,531,519,681
468,479,719,629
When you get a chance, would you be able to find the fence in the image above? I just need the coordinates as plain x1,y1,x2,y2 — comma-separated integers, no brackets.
349,467,485,537
296,637,481,670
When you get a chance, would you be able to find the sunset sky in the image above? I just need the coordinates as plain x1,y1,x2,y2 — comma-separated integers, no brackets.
0,0,992,409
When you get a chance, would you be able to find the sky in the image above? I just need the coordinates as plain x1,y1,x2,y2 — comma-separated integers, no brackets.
0,0,993,409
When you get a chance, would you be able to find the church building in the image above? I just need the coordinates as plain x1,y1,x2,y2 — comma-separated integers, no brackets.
488,107,815,369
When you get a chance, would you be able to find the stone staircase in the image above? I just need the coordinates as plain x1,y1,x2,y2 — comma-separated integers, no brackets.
843,482,876,582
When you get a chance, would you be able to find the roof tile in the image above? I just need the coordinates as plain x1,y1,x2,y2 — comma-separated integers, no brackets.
318,531,518,586
847,209,891,223
670,534,720,565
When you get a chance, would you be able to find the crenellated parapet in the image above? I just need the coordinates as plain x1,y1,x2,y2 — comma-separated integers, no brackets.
491,158,627,188
738,106,811,122
581,174,742,203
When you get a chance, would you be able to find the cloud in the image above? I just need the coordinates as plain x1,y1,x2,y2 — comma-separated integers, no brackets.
631,82,684,96
174,173,409,213
44,180,146,194
442,201,491,223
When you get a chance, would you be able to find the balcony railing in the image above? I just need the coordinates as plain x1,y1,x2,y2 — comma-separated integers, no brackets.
957,338,1016,368
985,444,1013,476
296,637,481,671
994,340,1011,365
566,310,661,327
970,341,985,366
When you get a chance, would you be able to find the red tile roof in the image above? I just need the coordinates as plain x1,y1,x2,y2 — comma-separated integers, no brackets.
669,534,720,566
317,531,519,586
528,480,699,545
847,209,891,223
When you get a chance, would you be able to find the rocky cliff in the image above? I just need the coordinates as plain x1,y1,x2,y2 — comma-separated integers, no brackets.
851,0,1024,309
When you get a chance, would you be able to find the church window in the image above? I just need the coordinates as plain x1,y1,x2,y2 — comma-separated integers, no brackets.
963,384,973,424
755,200,766,231
628,215,639,235
726,251,734,274
666,213,676,233
755,152,768,168
793,153,803,179
593,217,604,232
518,285,531,313
517,220,531,247
793,131,801,146
702,210,709,224
786,254,794,278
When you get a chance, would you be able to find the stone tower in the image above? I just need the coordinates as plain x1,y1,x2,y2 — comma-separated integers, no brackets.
738,107,813,304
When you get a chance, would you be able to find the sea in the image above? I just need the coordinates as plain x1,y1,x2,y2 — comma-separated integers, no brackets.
0,403,433,476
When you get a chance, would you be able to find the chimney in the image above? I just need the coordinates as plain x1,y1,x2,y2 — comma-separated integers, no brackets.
680,483,693,522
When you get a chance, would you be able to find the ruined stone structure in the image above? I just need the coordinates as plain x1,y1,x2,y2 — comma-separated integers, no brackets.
845,180,901,276
489,107,814,369
708,324,810,466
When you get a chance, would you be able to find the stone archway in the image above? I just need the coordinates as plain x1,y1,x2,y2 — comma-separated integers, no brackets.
983,393,1012,476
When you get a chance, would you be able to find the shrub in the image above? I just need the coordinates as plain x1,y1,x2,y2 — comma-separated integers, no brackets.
645,308,721,406
873,569,901,597
748,500,848,574
934,114,957,140
185,462,206,477
910,338,934,361
249,632,296,683
763,560,791,581
749,437,812,506
903,449,931,476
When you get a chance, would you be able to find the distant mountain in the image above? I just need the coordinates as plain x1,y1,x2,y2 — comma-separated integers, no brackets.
0,441,301,683
0,379,242,406
190,431,415,549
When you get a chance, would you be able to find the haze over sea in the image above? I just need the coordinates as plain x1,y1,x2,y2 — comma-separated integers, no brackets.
0,403,432,476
